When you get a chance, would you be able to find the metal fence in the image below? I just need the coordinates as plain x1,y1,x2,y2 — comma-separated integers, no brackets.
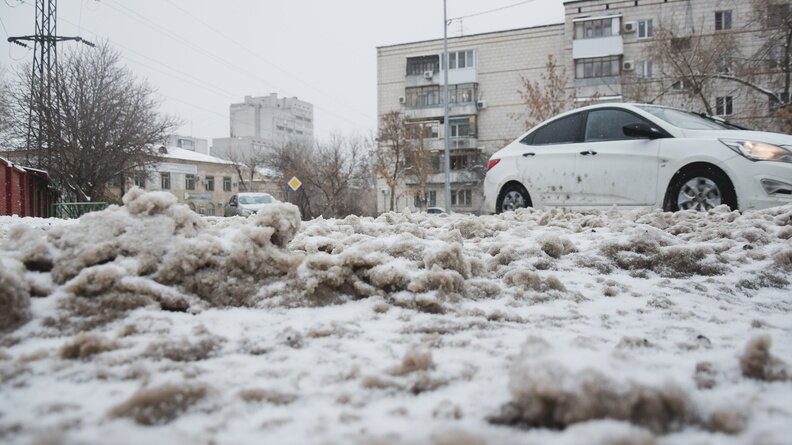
50,202,109,219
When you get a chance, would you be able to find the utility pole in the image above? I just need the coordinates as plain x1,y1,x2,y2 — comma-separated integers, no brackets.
442,0,451,213
8,0,94,162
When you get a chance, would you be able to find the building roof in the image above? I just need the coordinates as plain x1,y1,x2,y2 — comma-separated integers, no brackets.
376,22,564,50
158,146,235,165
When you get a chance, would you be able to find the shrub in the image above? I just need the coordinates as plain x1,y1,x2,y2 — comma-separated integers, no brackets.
108,383,207,425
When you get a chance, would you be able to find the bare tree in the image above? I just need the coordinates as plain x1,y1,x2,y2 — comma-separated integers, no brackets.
640,1,791,130
374,111,416,212
515,55,600,129
219,146,268,192
0,66,13,149
517,55,573,129
5,43,176,201
646,24,739,115
404,122,435,210
265,134,374,219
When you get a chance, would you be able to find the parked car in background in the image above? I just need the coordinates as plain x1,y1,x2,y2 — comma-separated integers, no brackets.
224,192,278,217
484,103,792,214
426,207,448,215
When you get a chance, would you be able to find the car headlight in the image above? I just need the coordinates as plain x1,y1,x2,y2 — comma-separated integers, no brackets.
239,208,255,216
720,139,792,163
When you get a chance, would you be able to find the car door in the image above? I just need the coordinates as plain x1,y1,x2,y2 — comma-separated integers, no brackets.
517,112,586,207
572,108,663,207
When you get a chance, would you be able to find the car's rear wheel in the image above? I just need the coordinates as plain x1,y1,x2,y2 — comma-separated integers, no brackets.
496,183,531,213
665,166,737,212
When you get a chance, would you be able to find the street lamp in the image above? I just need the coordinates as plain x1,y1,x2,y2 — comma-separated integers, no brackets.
442,0,451,213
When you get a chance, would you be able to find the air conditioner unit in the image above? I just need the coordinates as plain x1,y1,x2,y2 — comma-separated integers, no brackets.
423,70,434,79
476,100,488,109
624,21,638,33
623,60,635,71
399,96,406,104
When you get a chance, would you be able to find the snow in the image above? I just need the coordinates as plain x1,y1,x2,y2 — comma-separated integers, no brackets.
1,188,791,445
159,145,235,165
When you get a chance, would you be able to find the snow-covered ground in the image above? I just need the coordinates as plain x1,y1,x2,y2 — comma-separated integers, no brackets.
1,188,791,445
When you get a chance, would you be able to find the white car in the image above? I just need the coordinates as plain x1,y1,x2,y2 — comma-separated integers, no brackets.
484,103,792,213
223,192,278,217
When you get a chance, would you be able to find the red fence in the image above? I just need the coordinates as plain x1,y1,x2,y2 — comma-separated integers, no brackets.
1,157,57,218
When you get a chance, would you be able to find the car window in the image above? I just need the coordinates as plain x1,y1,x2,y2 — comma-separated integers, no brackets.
239,194,273,204
636,105,731,130
585,109,654,142
529,112,586,145
229,195,237,205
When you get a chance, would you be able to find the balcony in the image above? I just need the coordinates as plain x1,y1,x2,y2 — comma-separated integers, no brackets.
573,35,624,59
418,137,478,152
404,103,478,120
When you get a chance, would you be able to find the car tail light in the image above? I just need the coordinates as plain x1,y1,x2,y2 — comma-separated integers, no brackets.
485,158,501,172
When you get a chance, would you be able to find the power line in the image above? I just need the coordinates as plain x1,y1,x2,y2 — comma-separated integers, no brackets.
162,0,373,123
449,0,537,22
100,0,371,132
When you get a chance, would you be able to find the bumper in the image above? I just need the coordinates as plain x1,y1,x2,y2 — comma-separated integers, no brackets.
728,158,792,210
483,173,500,214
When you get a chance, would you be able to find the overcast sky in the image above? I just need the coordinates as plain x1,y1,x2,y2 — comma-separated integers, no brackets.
1,0,564,143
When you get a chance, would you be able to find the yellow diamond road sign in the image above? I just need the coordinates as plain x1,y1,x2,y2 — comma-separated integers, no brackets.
288,176,302,191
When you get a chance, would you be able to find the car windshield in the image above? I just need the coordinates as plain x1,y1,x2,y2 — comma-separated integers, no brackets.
636,105,736,130
238,194,272,204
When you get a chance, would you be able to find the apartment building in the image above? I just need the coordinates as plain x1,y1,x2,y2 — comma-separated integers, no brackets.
376,0,789,214
212,93,314,161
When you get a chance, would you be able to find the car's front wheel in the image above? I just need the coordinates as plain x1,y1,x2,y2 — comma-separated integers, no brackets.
664,166,737,212
496,183,532,213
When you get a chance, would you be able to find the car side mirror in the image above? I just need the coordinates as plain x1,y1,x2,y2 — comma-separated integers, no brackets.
623,122,666,140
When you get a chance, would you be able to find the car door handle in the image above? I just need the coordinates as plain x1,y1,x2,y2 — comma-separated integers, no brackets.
522,152,536,157
580,150,598,156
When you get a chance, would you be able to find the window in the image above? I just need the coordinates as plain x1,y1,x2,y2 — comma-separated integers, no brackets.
177,138,194,150
408,121,439,139
638,19,653,38
449,118,470,138
205,176,214,191
404,83,477,107
769,92,790,111
575,56,621,79
442,50,475,69
585,109,655,142
715,10,732,30
528,112,586,145
638,59,653,78
185,174,196,190
428,191,437,207
768,4,789,27
451,189,472,206
768,45,785,69
406,55,440,76
671,79,687,90
716,96,733,115
450,154,469,170
414,194,421,208
134,173,147,189
431,156,441,172
671,37,691,51
161,173,171,190
716,57,732,74
223,176,232,191
574,17,615,40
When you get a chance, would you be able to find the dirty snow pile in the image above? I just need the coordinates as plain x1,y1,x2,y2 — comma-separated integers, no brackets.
1,188,791,445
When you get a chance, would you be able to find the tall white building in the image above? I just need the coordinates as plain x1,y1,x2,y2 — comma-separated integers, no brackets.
212,93,314,160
